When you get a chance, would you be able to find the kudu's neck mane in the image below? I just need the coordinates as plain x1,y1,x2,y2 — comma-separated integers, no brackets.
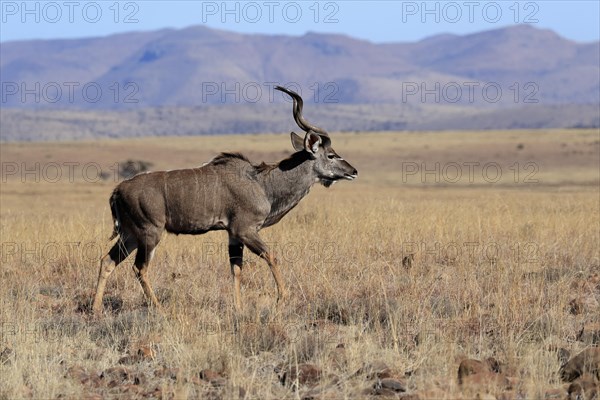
255,151,316,191
254,151,317,225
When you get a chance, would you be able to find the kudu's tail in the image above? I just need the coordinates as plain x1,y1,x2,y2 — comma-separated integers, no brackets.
108,189,121,240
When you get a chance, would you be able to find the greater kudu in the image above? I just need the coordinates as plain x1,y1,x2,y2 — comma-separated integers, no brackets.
92,86,358,314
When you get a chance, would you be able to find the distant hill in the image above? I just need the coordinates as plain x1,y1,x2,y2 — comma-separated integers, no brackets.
1,25,598,140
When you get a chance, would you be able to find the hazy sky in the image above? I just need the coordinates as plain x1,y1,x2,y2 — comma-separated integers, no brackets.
1,1,598,43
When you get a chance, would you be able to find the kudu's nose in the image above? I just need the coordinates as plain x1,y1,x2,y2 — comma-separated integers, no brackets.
345,168,358,180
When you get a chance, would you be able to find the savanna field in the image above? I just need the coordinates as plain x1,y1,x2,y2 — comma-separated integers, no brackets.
1,129,599,399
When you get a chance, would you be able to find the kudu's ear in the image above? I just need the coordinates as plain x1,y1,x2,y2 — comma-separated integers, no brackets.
304,132,321,156
290,132,304,152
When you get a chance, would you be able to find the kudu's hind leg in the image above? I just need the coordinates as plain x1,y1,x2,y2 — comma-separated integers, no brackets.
92,236,137,314
228,237,244,312
132,242,162,311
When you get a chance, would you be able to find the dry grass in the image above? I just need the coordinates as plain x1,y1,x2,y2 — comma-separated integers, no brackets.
1,129,599,399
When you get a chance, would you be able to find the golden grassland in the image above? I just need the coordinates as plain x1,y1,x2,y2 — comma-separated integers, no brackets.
0,129,599,399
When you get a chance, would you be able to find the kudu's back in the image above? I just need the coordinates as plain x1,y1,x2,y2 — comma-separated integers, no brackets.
110,153,268,239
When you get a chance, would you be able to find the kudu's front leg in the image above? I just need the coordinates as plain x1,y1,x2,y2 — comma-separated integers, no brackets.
236,231,287,308
264,252,287,306
228,237,244,313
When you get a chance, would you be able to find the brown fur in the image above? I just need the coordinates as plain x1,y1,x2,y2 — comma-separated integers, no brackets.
91,88,357,314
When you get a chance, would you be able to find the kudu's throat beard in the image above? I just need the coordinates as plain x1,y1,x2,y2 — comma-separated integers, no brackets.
320,178,336,188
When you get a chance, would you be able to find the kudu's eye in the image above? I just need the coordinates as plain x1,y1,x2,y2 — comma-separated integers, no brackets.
327,154,336,160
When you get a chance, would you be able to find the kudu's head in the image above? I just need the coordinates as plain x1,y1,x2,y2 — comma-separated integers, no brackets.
276,86,358,187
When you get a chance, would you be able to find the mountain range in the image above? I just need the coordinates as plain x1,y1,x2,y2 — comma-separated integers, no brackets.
1,24,598,140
